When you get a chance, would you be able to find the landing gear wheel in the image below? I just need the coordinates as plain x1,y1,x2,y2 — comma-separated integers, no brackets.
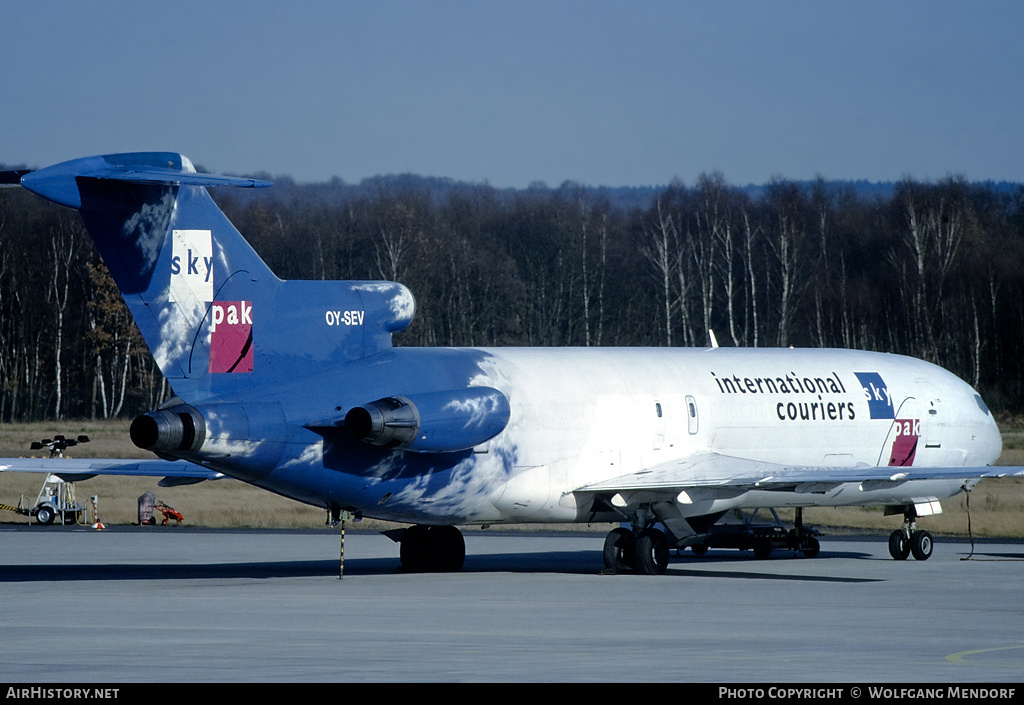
603,528,636,573
635,528,669,575
400,525,466,572
400,525,430,572
690,544,708,556
888,530,910,560
429,526,466,572
801,536,820,558
910,530,933,561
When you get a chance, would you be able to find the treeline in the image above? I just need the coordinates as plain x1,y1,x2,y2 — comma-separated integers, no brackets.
2,169,1024,422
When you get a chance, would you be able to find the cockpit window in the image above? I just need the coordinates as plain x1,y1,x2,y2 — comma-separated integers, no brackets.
974,394,990,416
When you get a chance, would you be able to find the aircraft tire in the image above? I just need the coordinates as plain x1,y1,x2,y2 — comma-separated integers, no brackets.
400,525,431,572
753,537,772,559
910,530,933,561
888,530,910,560
635,529,669,575
603,528,636,573
400,525,466,572
802,536,820,558
429,526,466,572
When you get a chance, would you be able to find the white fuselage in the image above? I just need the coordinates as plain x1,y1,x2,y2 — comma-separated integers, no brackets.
463,346,1000,524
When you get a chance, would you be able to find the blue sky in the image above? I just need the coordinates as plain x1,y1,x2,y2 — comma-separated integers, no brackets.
3,1,1023,188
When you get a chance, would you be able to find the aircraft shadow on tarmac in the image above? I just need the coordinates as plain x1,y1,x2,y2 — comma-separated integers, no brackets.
0,560,350,582
0,548,880,582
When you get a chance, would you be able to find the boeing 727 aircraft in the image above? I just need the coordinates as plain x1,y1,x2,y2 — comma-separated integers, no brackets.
1,152,1019,574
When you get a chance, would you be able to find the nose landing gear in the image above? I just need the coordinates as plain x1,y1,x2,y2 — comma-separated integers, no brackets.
888,510,933,561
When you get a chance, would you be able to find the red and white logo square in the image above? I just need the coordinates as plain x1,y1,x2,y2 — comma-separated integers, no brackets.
209,301,253,373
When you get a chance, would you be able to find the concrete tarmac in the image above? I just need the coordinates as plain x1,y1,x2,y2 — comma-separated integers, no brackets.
1,525,1022,683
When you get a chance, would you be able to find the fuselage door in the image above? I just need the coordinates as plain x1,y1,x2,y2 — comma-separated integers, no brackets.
686,395,699,435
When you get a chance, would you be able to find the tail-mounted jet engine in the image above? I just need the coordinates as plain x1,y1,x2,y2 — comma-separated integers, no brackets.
345,387,510,453
131,400,287,472
130,403,207,454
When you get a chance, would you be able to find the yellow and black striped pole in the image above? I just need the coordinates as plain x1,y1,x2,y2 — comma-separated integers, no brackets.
338,511,346,580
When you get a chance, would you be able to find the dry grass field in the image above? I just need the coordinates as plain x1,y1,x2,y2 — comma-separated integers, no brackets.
0,420,333,530
1,418,1023,537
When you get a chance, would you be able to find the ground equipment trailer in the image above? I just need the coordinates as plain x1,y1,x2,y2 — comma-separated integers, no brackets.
686,508,821,558
0,474,85,525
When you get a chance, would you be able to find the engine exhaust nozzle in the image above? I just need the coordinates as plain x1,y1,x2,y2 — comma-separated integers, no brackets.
130,404,206,453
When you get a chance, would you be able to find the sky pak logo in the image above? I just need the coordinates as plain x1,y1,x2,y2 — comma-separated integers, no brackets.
209,301,253,373
854,372,894,419
167,230,253,374
888,418,920,466
169,229,213,303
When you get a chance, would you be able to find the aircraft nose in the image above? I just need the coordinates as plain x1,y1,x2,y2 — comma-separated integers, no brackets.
973,393,1003,464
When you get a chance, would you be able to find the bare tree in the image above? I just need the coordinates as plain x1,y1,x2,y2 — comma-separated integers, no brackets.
46,215,80,419
641,195,681,346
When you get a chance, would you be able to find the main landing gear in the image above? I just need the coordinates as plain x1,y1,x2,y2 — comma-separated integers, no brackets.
399,524,466,572
888,510,933,561
603,526,671,575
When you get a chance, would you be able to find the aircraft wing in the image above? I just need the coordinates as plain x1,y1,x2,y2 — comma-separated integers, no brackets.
0,458,224,487
574,452,1024,497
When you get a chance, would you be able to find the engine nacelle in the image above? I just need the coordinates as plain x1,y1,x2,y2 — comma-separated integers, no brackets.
131,400,287,474
345,387,510,453
130,403,206,453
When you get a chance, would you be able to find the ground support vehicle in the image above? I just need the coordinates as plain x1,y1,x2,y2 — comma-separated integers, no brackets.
686,508,821,559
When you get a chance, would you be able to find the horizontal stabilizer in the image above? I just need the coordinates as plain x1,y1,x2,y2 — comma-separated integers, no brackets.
19,152,270,209
94,168,270,189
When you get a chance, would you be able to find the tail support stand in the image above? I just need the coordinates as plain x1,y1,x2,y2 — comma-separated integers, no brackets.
961,486,974,561
335,509,348,580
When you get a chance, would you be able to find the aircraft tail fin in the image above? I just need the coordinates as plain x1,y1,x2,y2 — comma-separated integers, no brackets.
20,153,414,401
